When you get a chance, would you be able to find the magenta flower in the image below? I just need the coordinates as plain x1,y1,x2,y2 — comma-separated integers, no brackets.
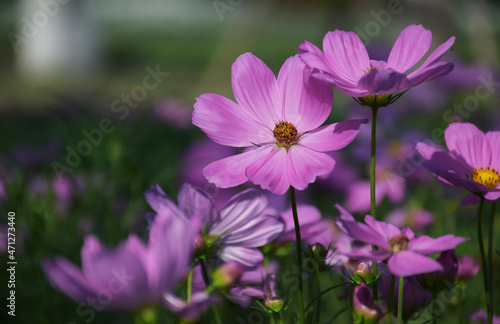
386,207,435,231
378,264,432,320
353,282,382,324
298,24,455,100
336,214,467,277
456,255,481,282
416,123,500,205
42,214,192,310
276,205,325,243
193,53,366,195
470,309,500,324
164,291,219,321
146,183,284,266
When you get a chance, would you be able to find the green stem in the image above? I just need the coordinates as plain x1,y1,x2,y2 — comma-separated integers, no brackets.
304,283,349,312
212,305,222,324
388,275,395,324
200,258,211,288
370,106,378,221
488,203,496,324
187,261,195,302
290,186,305,324
270,313,275,324
314,265,321,324
477,197,492,324
370,106,379,304
397,276,404,324
278,312,284,324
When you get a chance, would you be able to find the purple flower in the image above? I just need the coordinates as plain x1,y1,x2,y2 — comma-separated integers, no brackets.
344,166,404,213
163,292,219,321
386,207,435,231
336,214,467,276
146,183,284,266
353,282,382,324
179,139,238,209
456,255,481,282
378,265,432,320
193,53,366,194
276,205,324,243
416,122,500,205
469,309,500,324
153,97,193,129
298,24,455,100
420,250,458,292
42,214,192,310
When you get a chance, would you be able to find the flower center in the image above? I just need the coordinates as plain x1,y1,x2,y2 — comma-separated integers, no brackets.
362,64,379,74
471,166,500,190
389,234,409,252
273,121,298,148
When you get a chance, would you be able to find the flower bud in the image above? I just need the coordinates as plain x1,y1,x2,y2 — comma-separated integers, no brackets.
456,255,480,283
211,262,244,289
305,242,329,270
353,282,381,324
194,234,206,253
264,296,285,313
353,261,372,284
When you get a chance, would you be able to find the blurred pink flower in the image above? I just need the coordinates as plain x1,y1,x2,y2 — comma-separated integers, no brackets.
43,214,193,310
456,255,480,282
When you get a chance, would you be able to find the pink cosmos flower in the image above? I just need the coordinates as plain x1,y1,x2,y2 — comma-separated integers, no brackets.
276,205,325,243
193,53,366,195
146,183,284,266
469,309,500,324
416,123,500,205
336,213,467,277
456,255,480,282
298,24,455,99
42,214,192,310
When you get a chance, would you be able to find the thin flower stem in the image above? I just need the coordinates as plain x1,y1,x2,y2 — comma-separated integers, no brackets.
488,203,496,324
388,275,395,324
370,106,379,304
370,106,378,221
200,258,211,288
290,186,305,324
187,261,195,302
278,312,284,324
212,305,222,324
314,265,321,324
397,276,404,324
477,197,492,324
304,283,349,312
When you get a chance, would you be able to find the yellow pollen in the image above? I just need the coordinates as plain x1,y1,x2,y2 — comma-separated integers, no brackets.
273,121,298,148
471,166,500,190
363,64,379,74
389,234,409,252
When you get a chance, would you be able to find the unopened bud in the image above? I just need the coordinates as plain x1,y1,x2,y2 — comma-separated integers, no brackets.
194,235,206,252
264,296,285,313
456,255,480,283
353,282,381,324
353,261,372,284
211,262,244,289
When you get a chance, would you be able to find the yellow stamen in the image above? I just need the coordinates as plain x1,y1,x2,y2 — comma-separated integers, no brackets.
273,121,298,148
471,165,500,190
389,234,409,252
